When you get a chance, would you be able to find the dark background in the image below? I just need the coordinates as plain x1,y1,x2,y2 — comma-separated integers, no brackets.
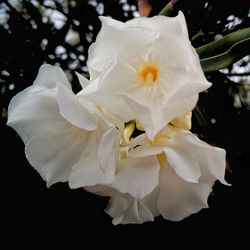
1,0,249,248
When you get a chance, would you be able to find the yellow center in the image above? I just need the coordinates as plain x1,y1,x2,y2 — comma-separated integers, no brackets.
138,63,159,86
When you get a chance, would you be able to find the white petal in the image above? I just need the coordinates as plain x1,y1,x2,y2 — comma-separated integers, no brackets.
57,83,97,131
68,127,117,188
129,144,164,158
75,72,89,89
164,146,201,183
99,16,125,29
128,13,194,69
142,187,160,217
151,94,198,135
158,162,210,221
83,60,135,122
174,131,228,185
25,126,88,187
120,92,198,139
106,194,154,225
159,71,210,110
118,92,155,138
129,133,149,150
78,75,100,96
7,86,61,144
137,200,154,223
157,71,210,111
91,184,152,225
105,194,133,225
112,156,160,199
85,184,117,197
95,106,125,134
33,64,71,89
120,200,154,225
88,16,158,73
88,186,156,225
157,131,228,221
176,11,189,37
69,153,115,188
98,126,118,172
128,12,187,38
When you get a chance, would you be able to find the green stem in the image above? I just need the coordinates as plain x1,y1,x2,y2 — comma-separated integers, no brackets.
193,106,208,128
159,1,174,16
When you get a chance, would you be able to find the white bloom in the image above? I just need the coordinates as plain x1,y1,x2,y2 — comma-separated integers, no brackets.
7,64,118,188
88,115,228,225
80,12,211,139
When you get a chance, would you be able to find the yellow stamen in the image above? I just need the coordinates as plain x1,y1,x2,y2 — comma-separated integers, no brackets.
138,63,159,86
152,134,169,145
135,119,144,131
119,144,128,160
151,125,177,146
171,111,192,130
157,153,165,169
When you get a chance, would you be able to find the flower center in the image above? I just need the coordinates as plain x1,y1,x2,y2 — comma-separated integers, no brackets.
138,63,159,86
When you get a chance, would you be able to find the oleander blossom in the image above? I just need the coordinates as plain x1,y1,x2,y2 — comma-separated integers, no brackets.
79,11,211,139
87,113,228,225
7,65,119,187
7,11,229,226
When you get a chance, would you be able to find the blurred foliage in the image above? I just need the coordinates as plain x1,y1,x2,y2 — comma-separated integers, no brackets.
1,0,249,166
1,1,249,245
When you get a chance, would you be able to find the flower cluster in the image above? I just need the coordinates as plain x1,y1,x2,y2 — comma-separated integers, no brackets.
7,12,228,224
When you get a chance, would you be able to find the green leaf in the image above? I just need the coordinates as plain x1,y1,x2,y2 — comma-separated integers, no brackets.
196,28,250,59
200,37,250,72
196,28,250,72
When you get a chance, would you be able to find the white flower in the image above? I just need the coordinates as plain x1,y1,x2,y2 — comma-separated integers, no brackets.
87,114,228,225
7,64,118,188
80,12,211,139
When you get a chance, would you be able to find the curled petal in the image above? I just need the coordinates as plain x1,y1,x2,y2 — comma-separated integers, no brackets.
7,86,61,144
106,194,154,225
158,162,210,221
112,156,160,199
164,147,201,183
157,131,228,221
75,72,89,89
87,186,153,225
128,12,188,40
33,64,71,89
170,131,228,185
57,83,97,131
